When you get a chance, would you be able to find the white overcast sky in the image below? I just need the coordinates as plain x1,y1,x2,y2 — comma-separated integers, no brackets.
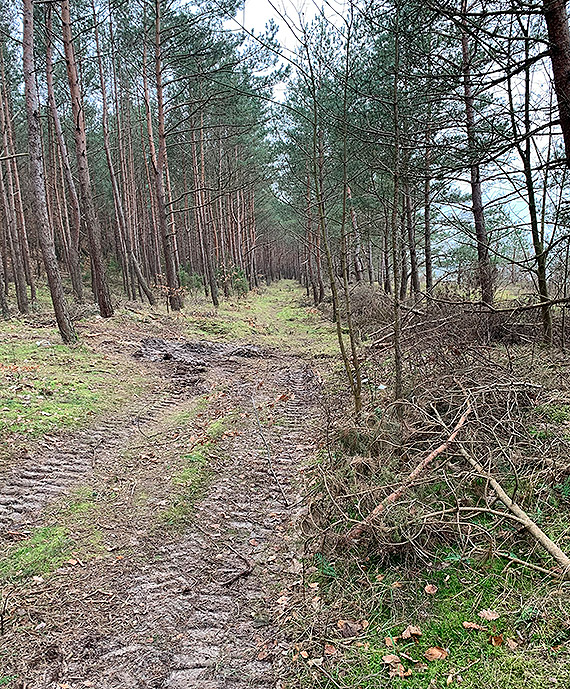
229,0,345,52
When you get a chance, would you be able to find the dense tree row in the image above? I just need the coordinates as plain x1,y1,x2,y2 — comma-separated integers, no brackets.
272,0,570,406
1,0,297,342
1,0,570,362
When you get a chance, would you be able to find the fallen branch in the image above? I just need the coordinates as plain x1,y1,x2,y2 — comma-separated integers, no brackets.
342,404,472,544
458,444,570,579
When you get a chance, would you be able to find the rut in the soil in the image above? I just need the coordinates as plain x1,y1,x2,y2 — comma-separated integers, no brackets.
60,358,319,689
0,339,262,532
2,340,321,689
124,365,316,689
0,389,188,531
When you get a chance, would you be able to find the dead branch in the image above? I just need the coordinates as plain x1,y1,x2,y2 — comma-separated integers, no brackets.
342,404,472,544
458,444,570,578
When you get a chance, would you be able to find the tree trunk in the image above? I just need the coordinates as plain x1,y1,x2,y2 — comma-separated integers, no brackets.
23,0,76,344
0,150,28,313
461,2,494,306
152,0,183,310
424,142,433,295
61,0,113,317
406,186,420,295
347,186,363,282
92,0,155,306
45,5,83,303
543,0,570,166
508,22,552,341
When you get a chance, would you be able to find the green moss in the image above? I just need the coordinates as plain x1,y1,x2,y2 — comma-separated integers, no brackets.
0,527,71,581
0,323,145,440
184,281,337,356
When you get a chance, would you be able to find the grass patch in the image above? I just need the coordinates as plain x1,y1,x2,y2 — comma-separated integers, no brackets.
299,557,570,689
0,527,71,581
534,403,570,424
184,281,337,356
160,447,209,528
58,486,99,516
170,395,210,425
0,321,145,441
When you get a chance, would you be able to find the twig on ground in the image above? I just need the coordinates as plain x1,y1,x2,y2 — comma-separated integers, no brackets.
194,523,253,587
458,444,570,578
342,403,472,544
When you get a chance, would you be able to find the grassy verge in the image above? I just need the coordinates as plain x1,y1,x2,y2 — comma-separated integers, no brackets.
292,554,570,688
184,280,338,357
0,488,103,584
0,319,146,442
0,390,236,587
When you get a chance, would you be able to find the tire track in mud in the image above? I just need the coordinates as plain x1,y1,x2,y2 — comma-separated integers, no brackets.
65,358,320,689
0,382,195,531
2,343,323,689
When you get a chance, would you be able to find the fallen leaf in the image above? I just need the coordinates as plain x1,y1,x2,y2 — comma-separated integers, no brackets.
311,595,321,610
385,636,399,648
478,609,500,621
375,574,385,582
249,538,259,546
390,663,413,678
506,638,519,650
324,644,337,656
462,621,486,631
337,619,369,637
382,654,401,665
425,646,448,661
489,634,504,647
425,584,438,595
257,650,270,660
392,581,403,589
402,625,422,639
300,650,309,659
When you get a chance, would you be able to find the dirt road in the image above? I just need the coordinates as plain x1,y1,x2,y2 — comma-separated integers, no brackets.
0,335,321,689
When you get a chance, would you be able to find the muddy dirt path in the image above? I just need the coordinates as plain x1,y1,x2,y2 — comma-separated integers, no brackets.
1,338,321,689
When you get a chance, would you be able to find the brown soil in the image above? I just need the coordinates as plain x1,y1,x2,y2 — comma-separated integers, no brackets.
0,331,321,688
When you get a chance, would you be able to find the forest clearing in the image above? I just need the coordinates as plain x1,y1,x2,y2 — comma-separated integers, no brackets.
2,0,570,688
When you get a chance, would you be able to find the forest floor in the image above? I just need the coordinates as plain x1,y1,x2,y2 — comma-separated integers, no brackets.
2,282,570,689
0,282,336,689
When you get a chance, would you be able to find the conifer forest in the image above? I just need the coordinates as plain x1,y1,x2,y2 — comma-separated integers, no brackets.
1,1,570,687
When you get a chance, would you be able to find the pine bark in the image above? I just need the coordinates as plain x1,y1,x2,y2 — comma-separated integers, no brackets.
45,5,83,303
543,0,570,166
23,0,76,343
61,0,113,317
461,4,494,305
152,0,183,310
